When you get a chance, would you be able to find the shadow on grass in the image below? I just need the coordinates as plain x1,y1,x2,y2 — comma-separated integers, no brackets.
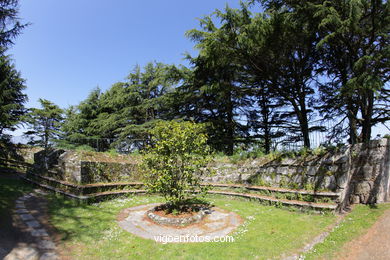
46,195,127,243
0,174,34,258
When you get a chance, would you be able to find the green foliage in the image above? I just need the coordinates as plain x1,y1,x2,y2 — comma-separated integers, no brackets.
59,62,181,152
24,99,63,149
0,0,28,51
55,0,389,155
141,121,213,210
0,54,27,137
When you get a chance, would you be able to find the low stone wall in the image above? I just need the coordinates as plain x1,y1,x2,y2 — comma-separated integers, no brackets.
80,161,140,183
206,148,350,191
206,139,390,205
18,146,43,162
29,139,390,206
30,150,140,184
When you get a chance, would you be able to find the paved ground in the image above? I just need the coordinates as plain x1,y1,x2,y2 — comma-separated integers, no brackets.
0,173,59,260
117,203,242,242
337,207,390,260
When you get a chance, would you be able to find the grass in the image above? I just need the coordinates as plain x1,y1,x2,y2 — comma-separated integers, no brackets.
2,175,390,259
48,194,336,260
304,203,390,259
0,174,33,230
0,175,32,215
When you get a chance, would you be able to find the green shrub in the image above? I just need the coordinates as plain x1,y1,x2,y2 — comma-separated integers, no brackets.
141,121,214,211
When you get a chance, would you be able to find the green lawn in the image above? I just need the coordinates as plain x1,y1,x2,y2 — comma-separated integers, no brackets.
48,195,336,260
1,176,390,260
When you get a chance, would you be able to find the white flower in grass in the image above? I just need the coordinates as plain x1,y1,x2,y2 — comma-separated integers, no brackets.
102,226,122,241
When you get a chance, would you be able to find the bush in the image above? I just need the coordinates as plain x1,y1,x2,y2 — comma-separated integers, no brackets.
141,121,214,211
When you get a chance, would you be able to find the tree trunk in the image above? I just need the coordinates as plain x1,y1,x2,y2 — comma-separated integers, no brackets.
226,88,234,156
260,93,271,154
347,101,359,145
297,96,311,149
361,89,374,144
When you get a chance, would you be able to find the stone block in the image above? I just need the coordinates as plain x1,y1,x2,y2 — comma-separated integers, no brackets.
336,173,350,189
362,166,376,180
31,228,49,237
351,195,360,204
281,158,296,165
240,174,251,182
369,138,389,148
39,252,58,260
19,214,34,221
355,181,372,195
38,240,55,250
26,220,40,229
306,166,317,176
277,166,290,175
15,209,29,214
4,247,39,260
335,155,348,164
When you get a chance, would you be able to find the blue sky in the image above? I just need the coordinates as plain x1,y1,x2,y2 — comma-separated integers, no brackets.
8,0,389,138
11,0,242,109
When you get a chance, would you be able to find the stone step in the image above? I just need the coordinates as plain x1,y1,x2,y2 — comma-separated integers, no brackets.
23,176,337,212
26,173,339,204
207,190,338,211
203,183,340,197
27,173,143,195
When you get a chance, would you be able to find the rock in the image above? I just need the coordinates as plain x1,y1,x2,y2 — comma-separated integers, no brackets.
369,138,388,148
335,155,348,164
355,181,373,195
19,214,34,221
324,176,337,190
361,165,375,180
240,174,251,182
25,220,41,229
4,247,39,260
281,158,296,165
336,173,350,189
278,166,290,175
38,240,55,250
351,195,360,204
15,209,29,214
31,229,49,237
306,166,318,176
39,252,58,260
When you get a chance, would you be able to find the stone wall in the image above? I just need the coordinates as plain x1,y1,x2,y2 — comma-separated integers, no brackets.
205,147,351,191
34,150,141,184
346,139,390,204
205,138,390,205
80,161,140,183
30,139,390,206
16,146,42,163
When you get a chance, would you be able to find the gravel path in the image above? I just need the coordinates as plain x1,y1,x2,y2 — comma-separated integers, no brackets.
337,207,390,260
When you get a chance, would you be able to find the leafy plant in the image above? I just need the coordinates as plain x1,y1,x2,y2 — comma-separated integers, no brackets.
141,121,214,211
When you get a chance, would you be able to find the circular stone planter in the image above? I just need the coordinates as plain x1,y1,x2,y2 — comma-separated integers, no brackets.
118,203,242,242
146,205,208,226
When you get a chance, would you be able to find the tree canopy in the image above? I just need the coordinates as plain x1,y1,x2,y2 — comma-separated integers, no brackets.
25,0,390,153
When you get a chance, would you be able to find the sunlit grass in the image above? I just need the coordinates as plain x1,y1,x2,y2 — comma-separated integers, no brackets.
48,195,336,260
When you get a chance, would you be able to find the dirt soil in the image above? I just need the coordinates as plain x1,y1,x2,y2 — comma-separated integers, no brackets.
337,206,390,260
